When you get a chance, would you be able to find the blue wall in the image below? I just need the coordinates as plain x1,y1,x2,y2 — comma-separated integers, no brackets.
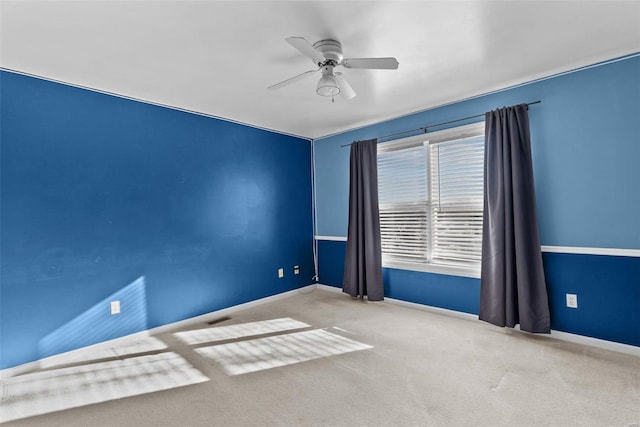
0,71,314,369
314,55,640,347
2,54,638,369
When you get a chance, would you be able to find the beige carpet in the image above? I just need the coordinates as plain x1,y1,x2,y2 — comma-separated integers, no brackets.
2,288,639,426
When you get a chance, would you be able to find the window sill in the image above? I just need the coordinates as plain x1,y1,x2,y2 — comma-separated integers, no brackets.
382,259,481,279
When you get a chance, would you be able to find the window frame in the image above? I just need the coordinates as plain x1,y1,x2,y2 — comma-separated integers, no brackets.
377,122,485,279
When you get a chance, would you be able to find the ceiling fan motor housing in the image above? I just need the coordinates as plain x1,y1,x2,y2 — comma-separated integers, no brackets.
313,39,343,65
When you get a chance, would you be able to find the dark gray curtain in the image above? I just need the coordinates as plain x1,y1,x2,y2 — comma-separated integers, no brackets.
480,104,550,333
343,139,384,301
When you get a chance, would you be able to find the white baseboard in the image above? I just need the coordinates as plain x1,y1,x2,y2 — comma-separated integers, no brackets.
316,284,640,357
383,296,479,322
148,285,316,335
4,283,635,379
545,329,640,356
0,285,317,379
317,284,342,293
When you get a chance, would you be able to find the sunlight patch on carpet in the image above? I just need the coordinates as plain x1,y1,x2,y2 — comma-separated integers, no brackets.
173,317,310,345
195,329,372,375
0,352,208,423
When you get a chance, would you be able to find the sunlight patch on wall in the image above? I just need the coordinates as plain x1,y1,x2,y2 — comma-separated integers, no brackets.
195,329,372,375
173,317,310,345
0,352,208,423
38,276,148,359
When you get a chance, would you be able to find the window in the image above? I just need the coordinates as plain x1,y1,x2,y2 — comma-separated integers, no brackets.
377,122,484,278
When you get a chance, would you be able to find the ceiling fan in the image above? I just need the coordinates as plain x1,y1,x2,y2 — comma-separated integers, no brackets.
268,37,399,101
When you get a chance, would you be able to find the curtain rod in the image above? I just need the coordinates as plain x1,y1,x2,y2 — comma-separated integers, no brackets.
340,100,541,147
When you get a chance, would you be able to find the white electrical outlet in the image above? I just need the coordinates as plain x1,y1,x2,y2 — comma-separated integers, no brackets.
294,265,300,275
566,294,578,309
278,268,284,278
110,300,121,315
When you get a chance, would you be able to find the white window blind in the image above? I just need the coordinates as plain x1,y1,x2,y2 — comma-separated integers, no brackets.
378,144,428,262
377,122,485,276
429,135,484,266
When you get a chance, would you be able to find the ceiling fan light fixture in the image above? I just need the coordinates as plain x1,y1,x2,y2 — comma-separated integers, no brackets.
270,37,398,99
316,74,340,97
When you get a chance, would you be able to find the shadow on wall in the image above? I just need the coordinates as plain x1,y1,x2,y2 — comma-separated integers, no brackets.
38,276,148,359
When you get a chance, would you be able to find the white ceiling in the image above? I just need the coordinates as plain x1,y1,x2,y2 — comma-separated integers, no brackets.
2,1,639,140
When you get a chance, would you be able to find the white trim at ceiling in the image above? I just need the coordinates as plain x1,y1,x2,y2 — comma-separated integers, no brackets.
313,52,640,141
3,52,638,142
0,67,313,143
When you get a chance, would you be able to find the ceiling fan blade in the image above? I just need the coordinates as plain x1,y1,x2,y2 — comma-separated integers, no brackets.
268,68,320,90
335,73,356,100
342,57,399,70
286,37,325,65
